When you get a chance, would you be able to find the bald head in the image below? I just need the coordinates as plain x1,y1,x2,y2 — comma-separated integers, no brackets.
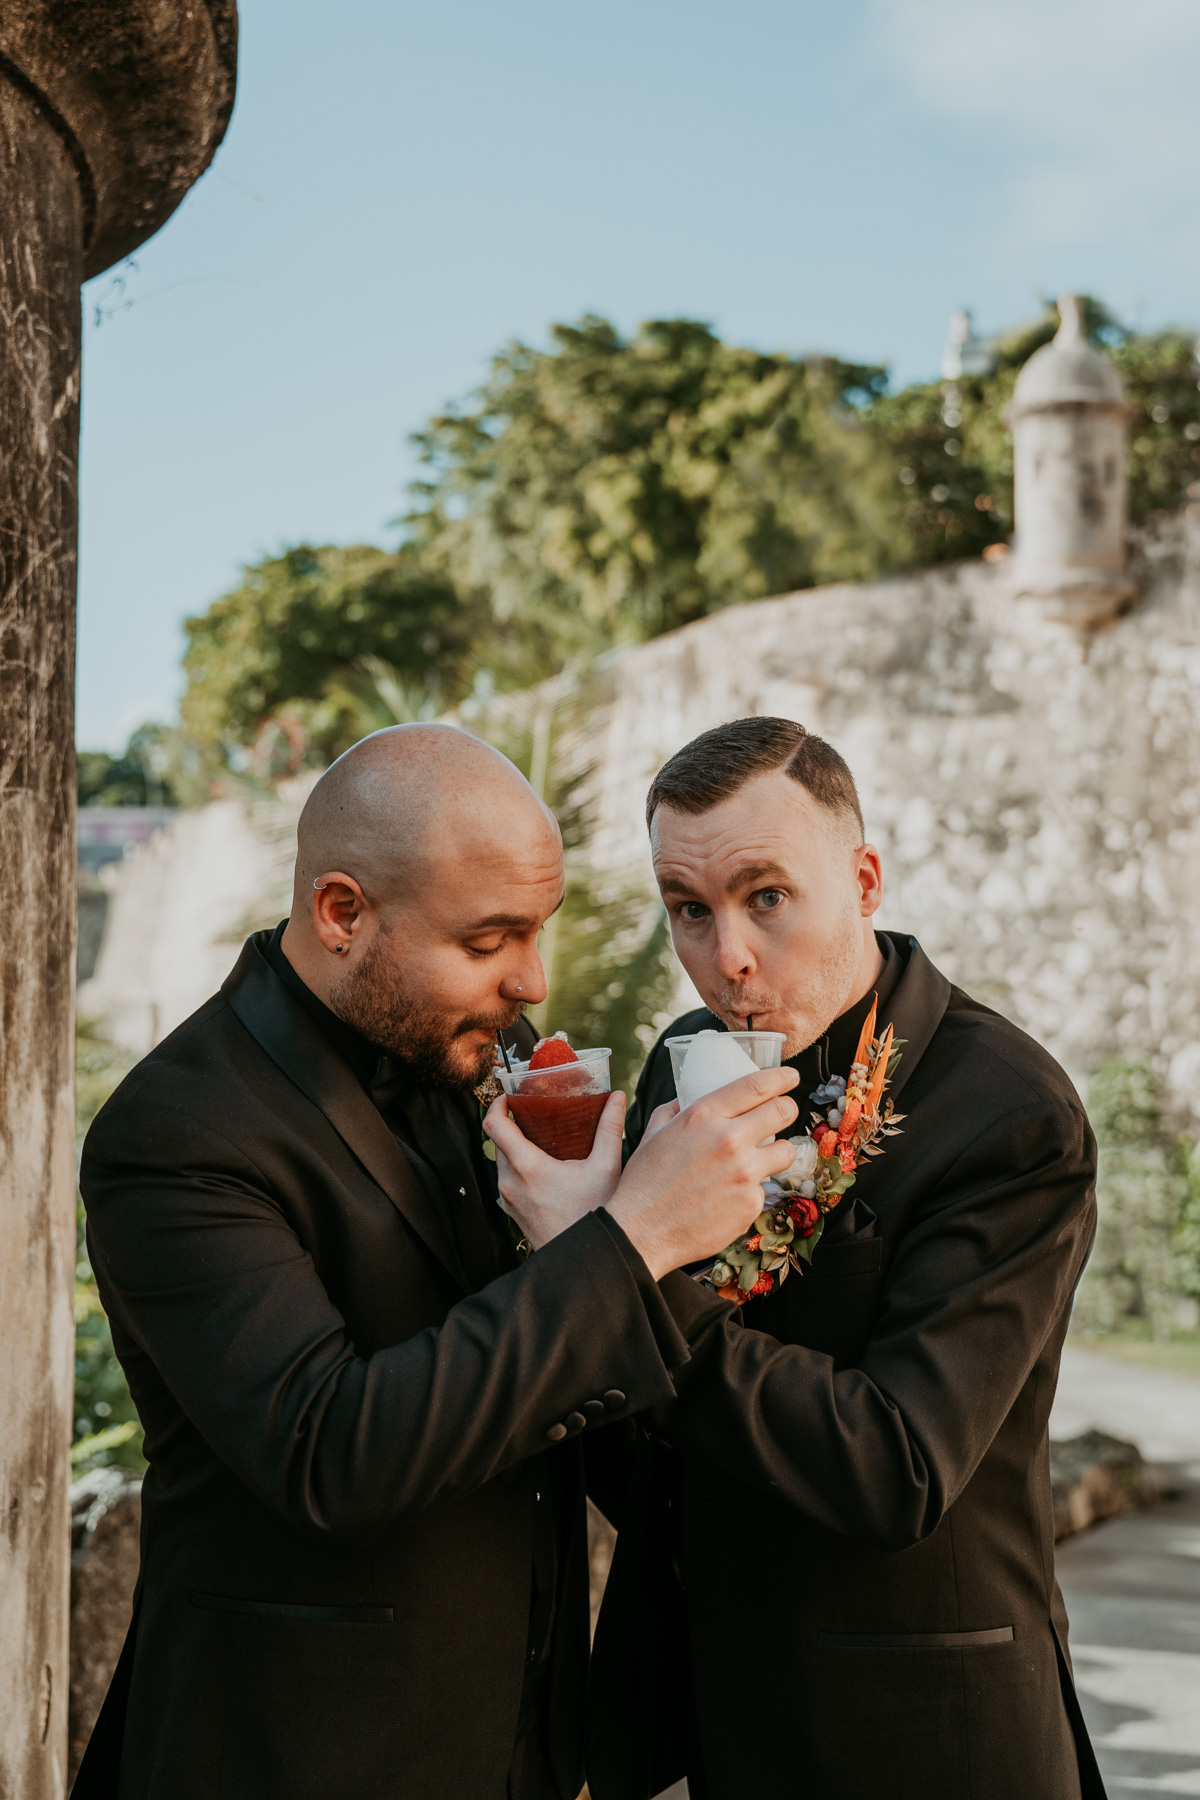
281,724,564,1084
293,723,558,909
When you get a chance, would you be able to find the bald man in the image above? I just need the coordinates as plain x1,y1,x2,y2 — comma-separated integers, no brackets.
76,725,799,1800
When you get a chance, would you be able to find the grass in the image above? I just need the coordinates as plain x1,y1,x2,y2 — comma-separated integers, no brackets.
1069,1316,1200,1380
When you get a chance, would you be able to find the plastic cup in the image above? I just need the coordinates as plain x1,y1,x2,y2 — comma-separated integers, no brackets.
665,1031,786,1107
497,1048,613,1161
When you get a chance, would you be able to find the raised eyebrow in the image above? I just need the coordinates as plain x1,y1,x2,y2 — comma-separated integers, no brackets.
657,875,701,900
725,861,790,893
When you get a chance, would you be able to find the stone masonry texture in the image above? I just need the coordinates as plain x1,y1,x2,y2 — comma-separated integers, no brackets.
572,517,1200,1113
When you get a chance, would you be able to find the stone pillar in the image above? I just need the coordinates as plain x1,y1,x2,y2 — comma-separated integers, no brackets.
1008,294,1136,629
0,9,235,1793
0,75,84,1800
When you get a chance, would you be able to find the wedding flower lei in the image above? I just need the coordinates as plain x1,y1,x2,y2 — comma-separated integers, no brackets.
704,997,904,1306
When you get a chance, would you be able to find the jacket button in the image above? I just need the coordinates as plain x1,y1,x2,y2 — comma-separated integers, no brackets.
544,1423,568,1443
582,1399,605,1421
564,1411,586,1433
602,1389,626,1411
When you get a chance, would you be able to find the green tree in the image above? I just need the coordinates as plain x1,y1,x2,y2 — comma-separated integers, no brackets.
868,303,1200,560
1075,1058,1195,1341
73,1023,144,1473
77,721,199,807
407,317,908,654
179,303,1200,768
181,544,485,764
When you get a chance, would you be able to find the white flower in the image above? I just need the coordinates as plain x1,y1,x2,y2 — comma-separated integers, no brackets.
780,1135,818,1185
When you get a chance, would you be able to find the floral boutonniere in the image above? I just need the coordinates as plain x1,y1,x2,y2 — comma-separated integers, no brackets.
704,996,904,1307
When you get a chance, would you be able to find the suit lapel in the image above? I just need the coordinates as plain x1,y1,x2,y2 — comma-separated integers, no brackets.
878,935,952,1106
221,937,467,1290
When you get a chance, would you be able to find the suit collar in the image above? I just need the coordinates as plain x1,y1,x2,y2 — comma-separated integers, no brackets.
221,934,466,1290
875,934,952,1105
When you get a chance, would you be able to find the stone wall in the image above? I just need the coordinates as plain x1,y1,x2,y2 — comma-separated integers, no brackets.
552,514,1200,1109
85,518,1200,1113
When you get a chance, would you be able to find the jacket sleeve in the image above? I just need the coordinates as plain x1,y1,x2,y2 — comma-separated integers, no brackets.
654,1097,1097,1549
82,1102,689,1539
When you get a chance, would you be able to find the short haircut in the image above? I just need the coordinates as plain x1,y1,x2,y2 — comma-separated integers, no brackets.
645,717,864,839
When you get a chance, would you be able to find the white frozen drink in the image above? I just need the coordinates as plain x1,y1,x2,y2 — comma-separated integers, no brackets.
675,1030,761,1111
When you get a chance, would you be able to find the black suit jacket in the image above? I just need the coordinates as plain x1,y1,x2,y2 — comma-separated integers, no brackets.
589,935,1106,1800
77,935,693,1800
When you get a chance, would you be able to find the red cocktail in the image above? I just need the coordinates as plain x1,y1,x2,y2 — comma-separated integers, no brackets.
498,1041,612,1161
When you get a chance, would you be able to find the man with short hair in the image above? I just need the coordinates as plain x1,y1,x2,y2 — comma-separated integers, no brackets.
493,716,1105,1800
75,723,800,1800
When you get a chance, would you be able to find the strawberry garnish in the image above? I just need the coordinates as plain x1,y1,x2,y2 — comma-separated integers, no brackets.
529,1034,579,1070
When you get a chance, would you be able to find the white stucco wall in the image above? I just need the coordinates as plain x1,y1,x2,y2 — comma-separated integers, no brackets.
79,782,313,1055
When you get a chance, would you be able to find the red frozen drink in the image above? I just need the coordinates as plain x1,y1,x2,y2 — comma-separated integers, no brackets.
499,1037,612,1161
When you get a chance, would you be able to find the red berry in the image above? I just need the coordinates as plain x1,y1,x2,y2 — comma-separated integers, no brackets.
528,1034,579,1070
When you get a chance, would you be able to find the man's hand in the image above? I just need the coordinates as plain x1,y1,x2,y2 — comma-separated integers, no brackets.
608,1068,800,1281
484,1089,627,1249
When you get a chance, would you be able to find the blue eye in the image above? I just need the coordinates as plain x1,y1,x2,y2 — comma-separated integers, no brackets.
757,889,784,909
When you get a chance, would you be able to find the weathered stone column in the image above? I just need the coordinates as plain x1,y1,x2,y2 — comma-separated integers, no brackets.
0,9,235,1793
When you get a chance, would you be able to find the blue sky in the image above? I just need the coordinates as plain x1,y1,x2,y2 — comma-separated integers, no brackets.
77,0,1200,748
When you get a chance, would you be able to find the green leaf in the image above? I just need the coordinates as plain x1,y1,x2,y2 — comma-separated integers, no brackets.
71,1420,139,1466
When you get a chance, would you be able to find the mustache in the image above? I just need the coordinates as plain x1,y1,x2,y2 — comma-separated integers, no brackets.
714,987,778,1016
452,1002,527,1038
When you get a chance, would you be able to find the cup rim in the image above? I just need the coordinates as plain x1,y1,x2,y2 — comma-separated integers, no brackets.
664,1029,786,1047
498,1045,612,1077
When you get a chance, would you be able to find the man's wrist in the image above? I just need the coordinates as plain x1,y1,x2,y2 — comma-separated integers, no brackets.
604,1192,668,1282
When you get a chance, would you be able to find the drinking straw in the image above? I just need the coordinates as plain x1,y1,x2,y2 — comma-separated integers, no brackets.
496,1031,513,1074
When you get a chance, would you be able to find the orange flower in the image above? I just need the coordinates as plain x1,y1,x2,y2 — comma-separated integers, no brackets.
837,1098,862,1140
745,1233,762,1252
817,1129,839,1158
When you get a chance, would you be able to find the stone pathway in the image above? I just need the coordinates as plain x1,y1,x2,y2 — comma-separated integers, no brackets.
1051,1345,1200,1466
1055,1343,1200,1797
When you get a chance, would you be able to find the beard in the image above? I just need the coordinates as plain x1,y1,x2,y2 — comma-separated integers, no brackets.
329,931,524,1090
711,908,866,1059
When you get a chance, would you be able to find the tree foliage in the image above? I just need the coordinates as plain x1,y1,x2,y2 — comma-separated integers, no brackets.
180,545,485,766
1075,1058,1199,1341
74,1023,144,1473
408,317,907,649
175,302,1200,770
